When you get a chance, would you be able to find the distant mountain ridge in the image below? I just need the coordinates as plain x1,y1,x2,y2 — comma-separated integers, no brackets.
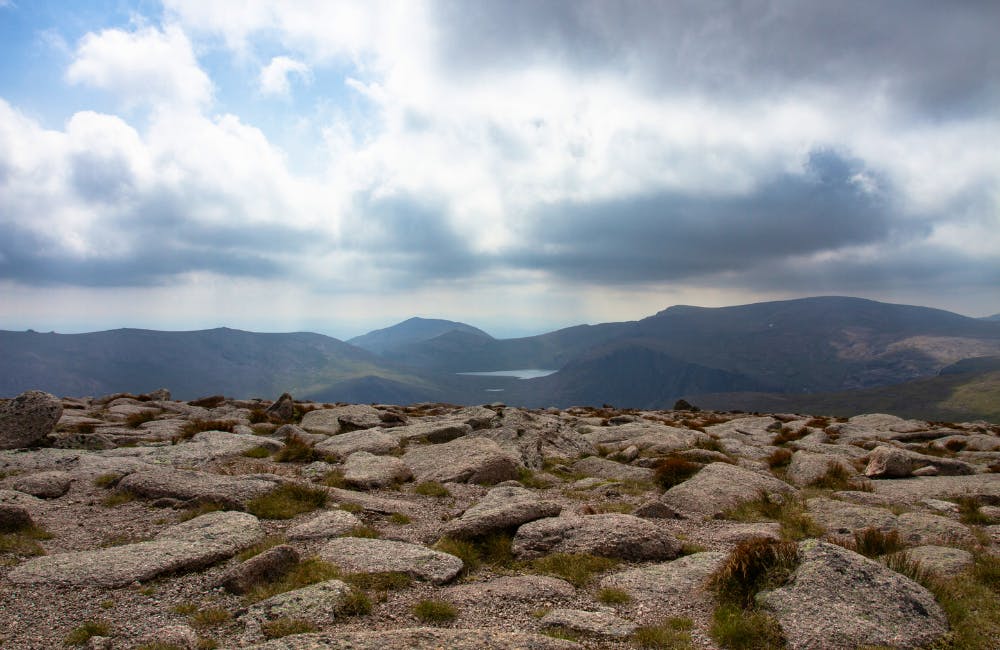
347,317,492,355
4,296,1000,422
0,327,424,401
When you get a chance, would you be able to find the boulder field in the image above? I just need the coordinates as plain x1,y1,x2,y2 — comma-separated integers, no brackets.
0,390,998,649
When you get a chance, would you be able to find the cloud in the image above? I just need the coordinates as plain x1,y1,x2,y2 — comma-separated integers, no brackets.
66,24,212,110
259,56,310,97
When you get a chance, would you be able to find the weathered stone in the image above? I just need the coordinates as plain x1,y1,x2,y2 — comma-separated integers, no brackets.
583,422,697,454
314,428,401,458
135,625,198,650
905,545,974,577
540,609,637,638
760,540,948,650
8,511,265,586
12,470,72,498
246,628,581,650
512,514,681,561
600,552,726,602
301,405,383,435
244,579,351,628
343,451,412,489
287,509,362,540
443,484,561,539
219,544,300,594
660,462,798,519
571,456,653,483
633,500,683,519
116,468,277,508
805,497,896,535
786,452,856,487
0,391,63,450
266,393,296,422
403,436,519,485
325,487,419,516
390,420,472,443
896,512,977,547
0,502,34,532
317,537,463,584
443,575,575,604
480,408,594,468
873,474,1000,504
865,446,913,478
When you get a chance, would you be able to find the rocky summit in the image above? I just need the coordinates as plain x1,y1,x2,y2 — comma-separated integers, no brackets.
0,390,998,649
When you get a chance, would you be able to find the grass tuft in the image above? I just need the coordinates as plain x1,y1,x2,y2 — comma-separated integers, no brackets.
274,435,318,463
653,455,701,490
956,497,994,525
93,473,122,489
597,587,632,604
709,603,786,649
241,446,272,459
245,557,341,603
174,419,237,443
413,481,451,497
722,492,824,541
340,588,372,616
709,537,799,609
634,618,695,649
190,608,231,629
528,552,618,587
848,528,905,558
388,512,411,525
125,410,159,428
101,490,138,507
434,537,480,574
64,620,110,646
412,599,457,624
246,483,328,520
766,449,792,469
261,618,317,640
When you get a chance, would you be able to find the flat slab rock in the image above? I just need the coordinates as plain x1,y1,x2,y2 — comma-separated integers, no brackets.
300,405,384,435
905,545,974,577
540,608,637,638
872,474,1000,504
244,578,351,626
443,575,576,604
599,551,726,602
403,435,519,485
512,513,682,561
343,451,412,489
8,510,264,587
660,462,799,519
247,628,581,650
571,456,653,483
287,509,362,540
317,537,463,584
760,540,948,650
443,484,561,539
805,497,897,535
314,428,401,457
116,467,278,508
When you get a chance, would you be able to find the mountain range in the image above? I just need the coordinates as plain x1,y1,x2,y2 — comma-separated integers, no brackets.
3,296,1000,422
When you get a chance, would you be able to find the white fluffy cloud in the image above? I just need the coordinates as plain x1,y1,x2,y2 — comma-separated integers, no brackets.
0,1,997,333
66,24,212,110
259,56,310,97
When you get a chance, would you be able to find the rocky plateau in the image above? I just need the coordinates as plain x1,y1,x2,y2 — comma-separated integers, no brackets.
1,389,998,649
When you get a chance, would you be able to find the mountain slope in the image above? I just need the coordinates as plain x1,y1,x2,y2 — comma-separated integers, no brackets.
504,340,764,409
689,357,1000,423
0,328,429,400
348,317,492,355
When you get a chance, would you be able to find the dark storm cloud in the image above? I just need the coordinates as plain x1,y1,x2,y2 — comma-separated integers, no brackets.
433,0,1000,117
342,193,484,285
0,221,281,286
508,150,928,284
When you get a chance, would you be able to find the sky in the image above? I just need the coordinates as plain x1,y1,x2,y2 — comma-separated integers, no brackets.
0,0,998,340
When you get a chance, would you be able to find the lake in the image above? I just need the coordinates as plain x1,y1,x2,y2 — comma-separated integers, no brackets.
456,369,558,379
